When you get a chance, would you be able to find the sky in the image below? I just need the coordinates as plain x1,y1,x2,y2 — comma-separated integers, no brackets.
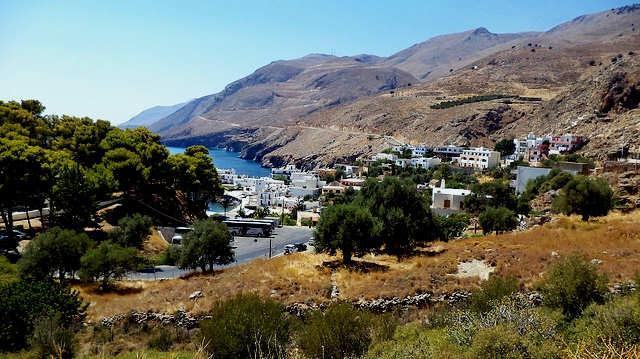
0,1,634,125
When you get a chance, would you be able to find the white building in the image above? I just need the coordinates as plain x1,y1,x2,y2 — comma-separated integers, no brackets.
271,164,297,177
459,147,501,169
395,158,412,168
434,145,464,157
430,180,471,216
410,157,441,169
217,168,236,184
373,153,398,162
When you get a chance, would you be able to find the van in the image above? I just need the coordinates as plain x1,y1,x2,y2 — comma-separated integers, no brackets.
171,227,192,245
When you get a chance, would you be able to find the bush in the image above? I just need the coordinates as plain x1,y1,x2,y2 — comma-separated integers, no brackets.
147,329,174,351
0,255,18,284
199,293,291,359
571,296,640,345
29,312,76,359
0,280,86,352
298,301,372,359
155,245,182,266
468,275,519,313
536,254,608,319
468,325,527,359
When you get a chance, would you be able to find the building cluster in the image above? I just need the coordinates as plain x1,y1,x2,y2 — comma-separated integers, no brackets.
215,132,590,224
511,133,587,164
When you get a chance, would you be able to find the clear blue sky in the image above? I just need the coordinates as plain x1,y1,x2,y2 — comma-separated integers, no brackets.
0,0,633,125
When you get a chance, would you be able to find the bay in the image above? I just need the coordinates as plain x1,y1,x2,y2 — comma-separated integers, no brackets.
166,146,271,178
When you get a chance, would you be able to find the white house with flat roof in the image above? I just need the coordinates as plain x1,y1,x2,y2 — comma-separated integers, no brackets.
411,157,441,169
459,147,500,169
430,179,471,216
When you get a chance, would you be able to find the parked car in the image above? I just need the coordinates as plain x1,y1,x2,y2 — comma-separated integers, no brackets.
171,227,192,245
0,229,29,240
294,243,307,252
284,244,296,255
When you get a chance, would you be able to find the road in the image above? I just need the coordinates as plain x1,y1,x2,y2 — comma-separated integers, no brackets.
128,226,314,280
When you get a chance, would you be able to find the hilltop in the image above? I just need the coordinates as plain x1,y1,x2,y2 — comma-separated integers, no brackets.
133,4,640,168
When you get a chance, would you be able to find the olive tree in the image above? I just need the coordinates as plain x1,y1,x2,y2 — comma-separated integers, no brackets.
552,175,613,221
314,204,381,264
179,219,234,272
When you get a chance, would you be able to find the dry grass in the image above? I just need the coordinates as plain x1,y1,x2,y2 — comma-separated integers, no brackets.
78,253,332,320
143,229,169,256
79,211,640,321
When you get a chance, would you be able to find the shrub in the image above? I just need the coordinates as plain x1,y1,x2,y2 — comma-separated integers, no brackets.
298,301,373,359
199,293,291,359
571,296,640,345
468,275,519,313
147,329,174,351
0,280,86,352
155,245,182,266
29,312,76,359
0,255,18,284
468,325,527,359
536,254,608,319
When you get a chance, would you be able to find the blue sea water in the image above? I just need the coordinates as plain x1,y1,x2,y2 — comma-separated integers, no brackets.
166,146,271,178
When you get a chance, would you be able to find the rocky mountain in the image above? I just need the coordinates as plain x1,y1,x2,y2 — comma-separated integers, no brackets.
137,4,640,168
119,101,187,129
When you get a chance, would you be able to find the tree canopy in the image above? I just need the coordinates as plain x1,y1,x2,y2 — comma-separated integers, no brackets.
178,219,234,272
314,204,381,263
552,175,613,221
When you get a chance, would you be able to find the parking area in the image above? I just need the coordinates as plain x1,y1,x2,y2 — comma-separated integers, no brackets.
129,226,314,280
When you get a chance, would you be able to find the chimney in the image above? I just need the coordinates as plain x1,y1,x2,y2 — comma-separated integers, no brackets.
440,179,446,188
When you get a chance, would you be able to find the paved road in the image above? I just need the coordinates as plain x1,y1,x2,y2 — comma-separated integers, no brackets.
128,226,314,280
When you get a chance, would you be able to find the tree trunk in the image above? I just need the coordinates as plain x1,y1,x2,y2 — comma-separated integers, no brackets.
38,207,45,230
24,201,32,231
342,247,352,264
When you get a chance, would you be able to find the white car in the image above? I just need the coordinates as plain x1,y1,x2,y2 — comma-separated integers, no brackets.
284,244,296,255
171,227,192,245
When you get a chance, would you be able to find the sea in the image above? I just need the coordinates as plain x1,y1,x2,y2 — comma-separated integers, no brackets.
166,146,269,214
166,146,271,178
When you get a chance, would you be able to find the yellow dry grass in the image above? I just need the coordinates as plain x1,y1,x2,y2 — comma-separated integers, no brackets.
79,211,640,321
143,229,169,256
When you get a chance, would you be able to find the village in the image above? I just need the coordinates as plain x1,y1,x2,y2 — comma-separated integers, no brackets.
212,132,595,226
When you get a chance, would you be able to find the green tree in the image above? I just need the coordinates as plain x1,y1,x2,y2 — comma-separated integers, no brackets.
79,241,138,290
50,160,103,230
0,132,48,241
464,181,518,215
356,177,437,257
0,280,86,352
435,213,471,241
479,207,518,234
109,213,153,248
552,176,613,221
536,254,608,319
494,139,516,157
200,293,291,359
167,146,222,211
18,227,92,282
178,219,234,272
314,204,381,263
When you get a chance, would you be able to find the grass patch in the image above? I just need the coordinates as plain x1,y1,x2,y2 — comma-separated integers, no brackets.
430,94,542,109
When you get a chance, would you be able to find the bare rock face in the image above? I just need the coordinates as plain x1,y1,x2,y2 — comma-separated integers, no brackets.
600,71,640,113
530,190,559,213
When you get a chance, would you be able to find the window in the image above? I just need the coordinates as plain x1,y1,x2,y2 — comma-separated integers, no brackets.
444,199,451,208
